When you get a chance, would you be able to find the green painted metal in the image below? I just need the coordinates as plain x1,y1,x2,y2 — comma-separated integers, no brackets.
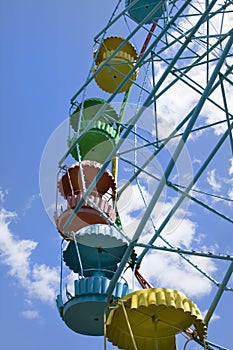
68,98,119,162
70,98,119,131
68,121,118,163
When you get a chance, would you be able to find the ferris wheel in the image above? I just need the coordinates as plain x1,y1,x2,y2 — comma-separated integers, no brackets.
40,1,233,349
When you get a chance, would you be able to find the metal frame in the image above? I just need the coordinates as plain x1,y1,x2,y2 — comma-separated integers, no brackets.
57,1,233,348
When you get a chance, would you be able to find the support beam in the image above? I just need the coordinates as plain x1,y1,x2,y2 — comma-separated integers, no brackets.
204,261,233,325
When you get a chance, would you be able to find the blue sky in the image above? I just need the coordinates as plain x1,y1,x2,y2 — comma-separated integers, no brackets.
0,1,116,349
1,1,233,350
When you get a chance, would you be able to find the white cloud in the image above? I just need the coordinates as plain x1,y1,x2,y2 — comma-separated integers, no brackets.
151,2,233,138
132,202,217,298
229,158,233,176
29,264,60,303
192,158,202,165
0,187,8,203
0,209,36,282
21,310,40,320
0,208,59,305
207,169,222,192
160,213,196,247
137,197,194,245
22,193,41,215
118,183,151,239
228,188,233,200
117,181,217,299
155,64,200,136
139,250,216,298
202,309,221,323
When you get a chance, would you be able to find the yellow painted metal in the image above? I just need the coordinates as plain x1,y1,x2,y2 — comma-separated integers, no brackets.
93,37,139,93
106,288,207,350
112,156,118,185
95,37,138,65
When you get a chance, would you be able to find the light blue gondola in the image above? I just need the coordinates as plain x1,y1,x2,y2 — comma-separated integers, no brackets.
57,275,131,335
126,0,165,24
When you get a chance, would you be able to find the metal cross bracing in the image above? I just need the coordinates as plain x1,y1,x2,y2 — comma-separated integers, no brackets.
56,1,233,348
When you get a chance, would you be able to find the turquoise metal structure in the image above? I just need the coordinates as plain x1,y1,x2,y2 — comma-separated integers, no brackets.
50,1,233,349
125,0,165,24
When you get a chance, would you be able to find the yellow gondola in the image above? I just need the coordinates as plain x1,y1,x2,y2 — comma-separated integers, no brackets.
93,37,139,93
106,288,207,350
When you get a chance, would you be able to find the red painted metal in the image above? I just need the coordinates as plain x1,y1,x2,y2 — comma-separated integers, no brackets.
135,267,153,289
55,192,116,239
58,160,116,198
139,23,157,58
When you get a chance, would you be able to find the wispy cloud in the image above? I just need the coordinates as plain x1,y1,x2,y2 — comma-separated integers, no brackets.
202,309,221,323
207,169,222,192
229,158,233,176
0,207,59,305
22,193,41,215
21,310,40,320
0,187,8,203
